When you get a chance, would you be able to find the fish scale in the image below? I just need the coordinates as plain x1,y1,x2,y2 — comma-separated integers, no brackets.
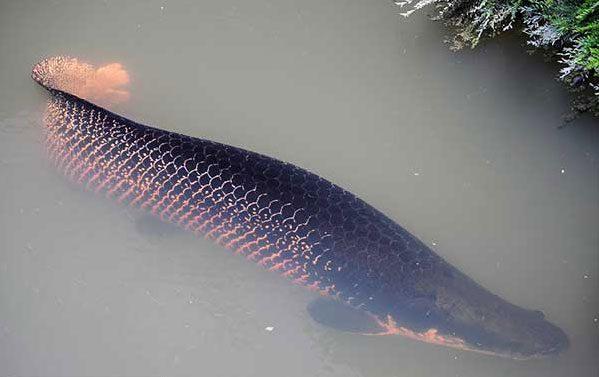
41,89,427,313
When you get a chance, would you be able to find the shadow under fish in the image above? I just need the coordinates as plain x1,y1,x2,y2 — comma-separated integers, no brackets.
31,56,569,359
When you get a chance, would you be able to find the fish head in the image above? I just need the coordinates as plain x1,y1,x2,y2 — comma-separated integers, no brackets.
384,264,569,359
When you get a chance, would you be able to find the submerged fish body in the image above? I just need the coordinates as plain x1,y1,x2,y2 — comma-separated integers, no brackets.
32,57,568,359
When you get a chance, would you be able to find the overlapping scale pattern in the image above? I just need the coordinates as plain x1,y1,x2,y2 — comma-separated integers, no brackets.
42,91,441,319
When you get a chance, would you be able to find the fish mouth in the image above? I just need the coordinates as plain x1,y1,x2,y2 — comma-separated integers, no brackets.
374,313,569,360
498,319,570,360
437,318,570,360
470,336,569,360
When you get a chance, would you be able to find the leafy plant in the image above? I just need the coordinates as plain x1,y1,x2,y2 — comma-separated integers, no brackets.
398,0,598,117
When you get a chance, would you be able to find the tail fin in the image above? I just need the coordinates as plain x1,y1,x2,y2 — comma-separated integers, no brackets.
32,56,130,107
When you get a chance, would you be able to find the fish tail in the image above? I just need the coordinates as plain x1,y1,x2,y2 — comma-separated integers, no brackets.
32,56,130,107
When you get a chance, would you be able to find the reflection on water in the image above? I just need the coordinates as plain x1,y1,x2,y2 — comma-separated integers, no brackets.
0,1,597,376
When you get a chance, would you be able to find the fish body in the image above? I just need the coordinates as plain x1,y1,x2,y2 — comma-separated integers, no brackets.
32,57,568,359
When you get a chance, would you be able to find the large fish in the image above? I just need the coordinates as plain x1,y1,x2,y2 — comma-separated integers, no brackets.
32,56,568,359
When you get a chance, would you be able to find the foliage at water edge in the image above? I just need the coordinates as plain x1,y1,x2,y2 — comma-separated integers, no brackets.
397,0,598,118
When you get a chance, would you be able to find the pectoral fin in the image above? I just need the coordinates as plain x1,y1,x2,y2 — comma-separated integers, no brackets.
307,297,386,334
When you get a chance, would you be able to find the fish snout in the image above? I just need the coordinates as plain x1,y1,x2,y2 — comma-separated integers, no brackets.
526,317,569,358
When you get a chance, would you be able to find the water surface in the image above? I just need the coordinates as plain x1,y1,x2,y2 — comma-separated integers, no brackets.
0,1,597,376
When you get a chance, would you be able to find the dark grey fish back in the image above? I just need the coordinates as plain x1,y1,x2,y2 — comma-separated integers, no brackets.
44,90,439,316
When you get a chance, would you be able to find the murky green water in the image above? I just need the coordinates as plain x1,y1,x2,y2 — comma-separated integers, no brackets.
0,1,597,376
